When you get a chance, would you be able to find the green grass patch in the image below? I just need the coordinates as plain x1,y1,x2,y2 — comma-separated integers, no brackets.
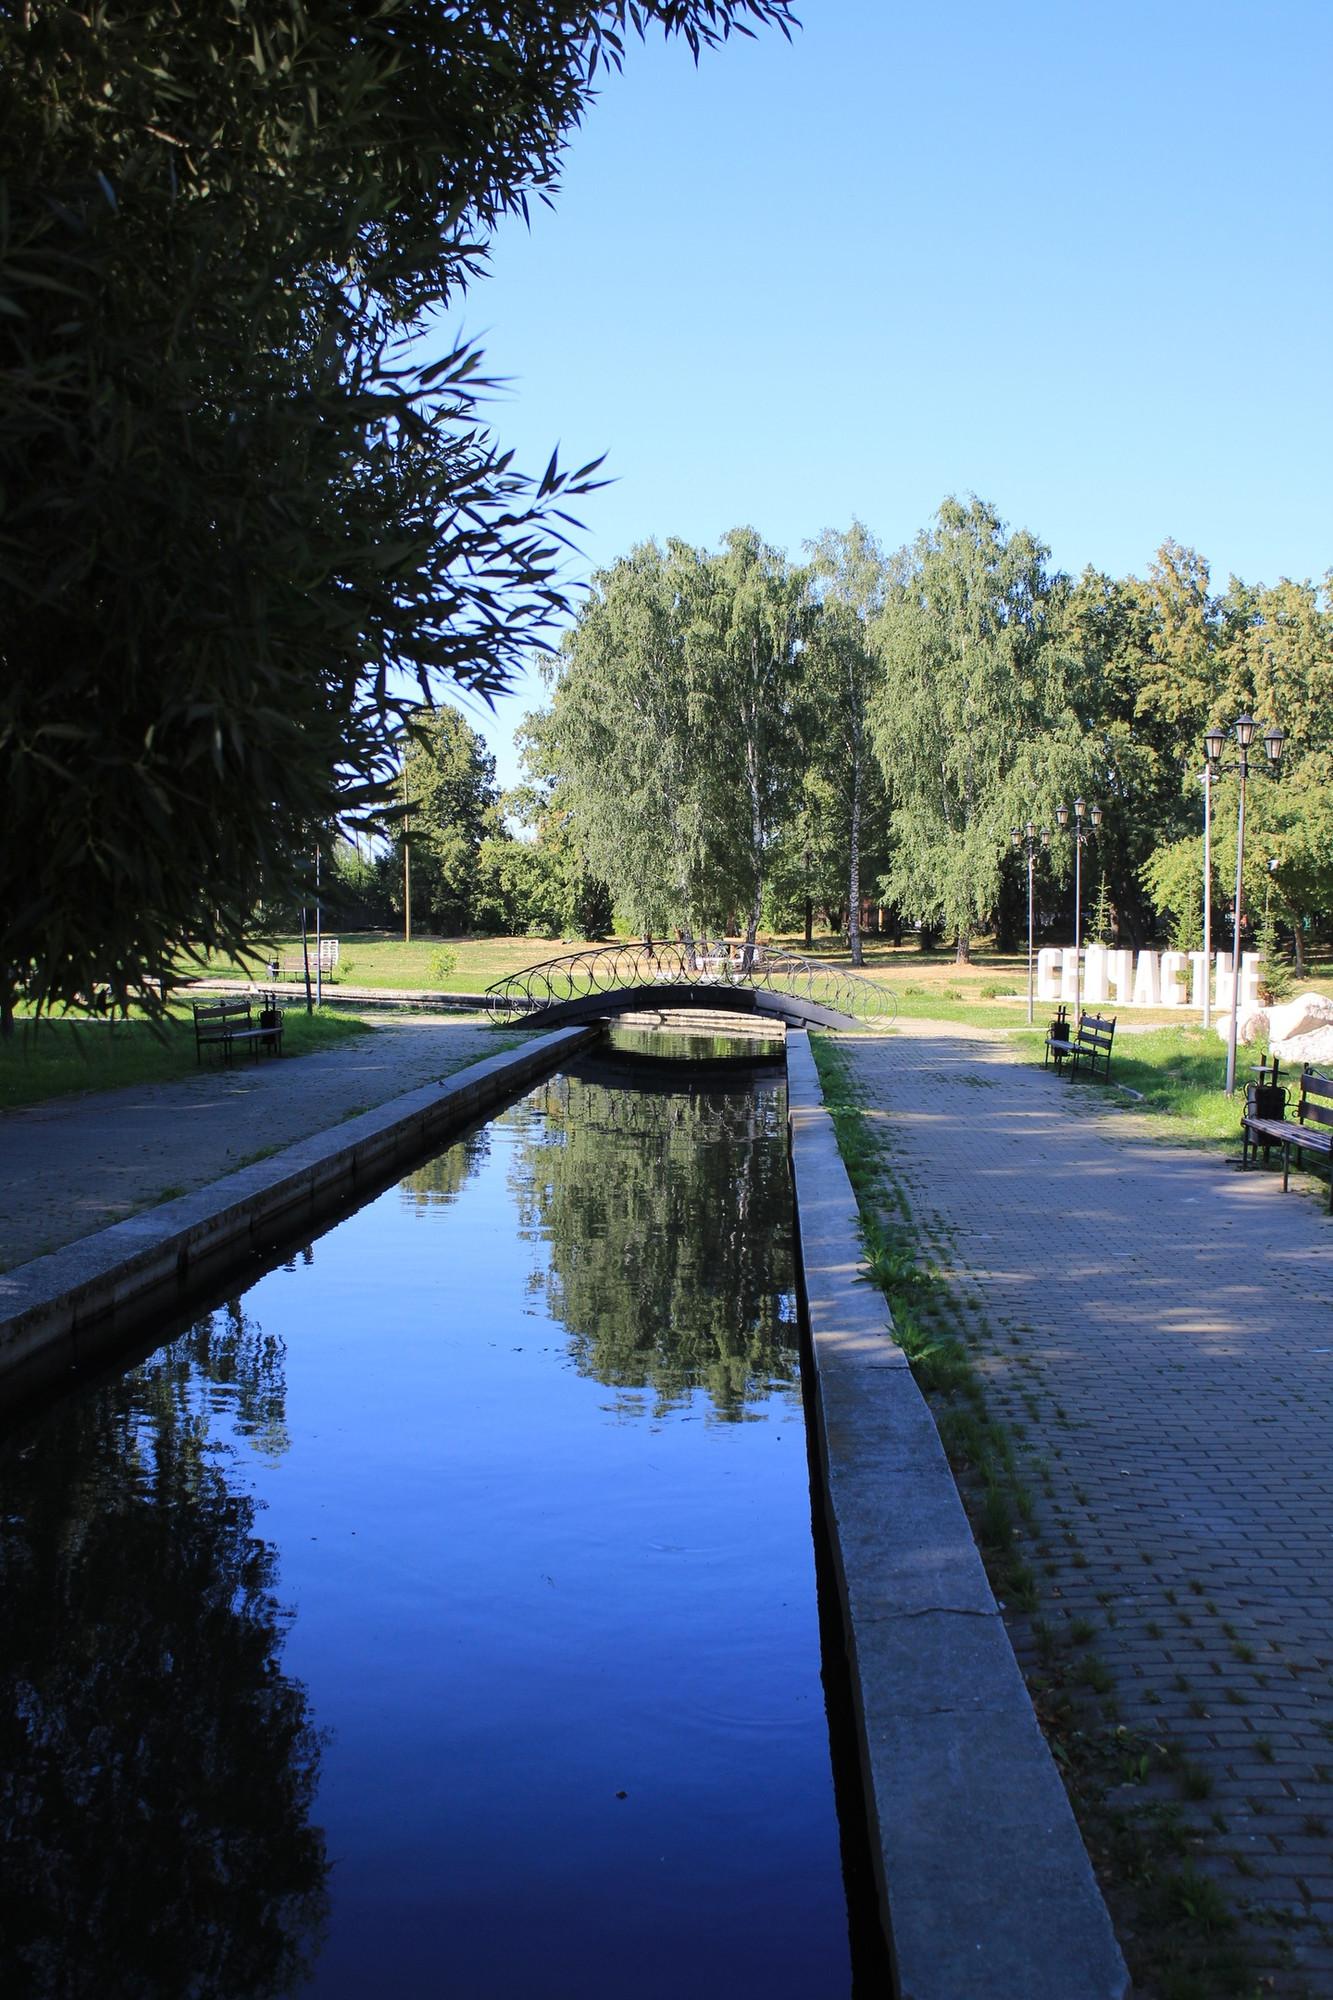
198,931,592,996
0,1006,372,1113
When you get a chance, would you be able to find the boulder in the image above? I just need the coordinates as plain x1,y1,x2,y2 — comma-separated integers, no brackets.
1217,1006,1269,1046
1268,991,1333,1053
1275,1027,1333,1071
1218,991,1333,1051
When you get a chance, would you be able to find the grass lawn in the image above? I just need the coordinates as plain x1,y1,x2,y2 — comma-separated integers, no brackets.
200,931,564,995
0,1006,371,1114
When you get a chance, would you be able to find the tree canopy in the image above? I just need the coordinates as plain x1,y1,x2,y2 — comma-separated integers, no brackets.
534,498,1333,971
0,0,794,1024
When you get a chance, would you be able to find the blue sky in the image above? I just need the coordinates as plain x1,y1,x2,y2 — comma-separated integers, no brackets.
429,0,1333,785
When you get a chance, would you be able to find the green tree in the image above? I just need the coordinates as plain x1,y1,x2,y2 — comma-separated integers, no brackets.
0,0,792,1028
687,527,811,949
803,522,891,965
1134,569,1333,962
548,540,729,935
477,717,613,939
870,497,1067,962
548,530,810,943
399,707,500,934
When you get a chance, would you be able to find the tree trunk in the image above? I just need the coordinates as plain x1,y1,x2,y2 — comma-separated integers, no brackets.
743,878,763,967
300,905,314,1016
955,931,971,964
0,981,12,1040
847,755,863,968
1293,916,1305,976
804,898,813,947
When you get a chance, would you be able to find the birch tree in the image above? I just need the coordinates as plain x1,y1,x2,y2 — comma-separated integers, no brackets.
687,529,810,951
871,498,1061,962
547,542,721,935
805,523,889,965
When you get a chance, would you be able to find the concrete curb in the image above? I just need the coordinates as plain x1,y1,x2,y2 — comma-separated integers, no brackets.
786,1029,1129,2000
0,1025,596,1389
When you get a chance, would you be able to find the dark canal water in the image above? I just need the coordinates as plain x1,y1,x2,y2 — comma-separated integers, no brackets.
0,1050,859,1998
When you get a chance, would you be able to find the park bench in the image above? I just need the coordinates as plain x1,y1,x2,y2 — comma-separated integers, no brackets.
1068,1013,1116,1082
1241,1066,1333,1212
192,994,284,1066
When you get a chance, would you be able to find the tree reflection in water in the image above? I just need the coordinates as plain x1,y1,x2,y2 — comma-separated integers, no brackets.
512,1072,800,1420
0,1302,329,2000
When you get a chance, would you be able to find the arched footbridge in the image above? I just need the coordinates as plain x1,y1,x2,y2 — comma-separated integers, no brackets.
484,940,897,1032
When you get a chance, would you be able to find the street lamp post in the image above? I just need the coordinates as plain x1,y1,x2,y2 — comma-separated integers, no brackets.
1199,739,1221,1032
1205,717,1285,1096
315,842,322,1008
1010,819,1044,1026
1055,799,1101,1022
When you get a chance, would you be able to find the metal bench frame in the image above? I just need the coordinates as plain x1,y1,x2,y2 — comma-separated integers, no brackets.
1068,1013,1116,1082
192,995,284,1066
1241,1066,1333,1212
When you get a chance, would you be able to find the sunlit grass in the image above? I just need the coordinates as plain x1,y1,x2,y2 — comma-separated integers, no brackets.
198,931,566,995
0,1006,372,1113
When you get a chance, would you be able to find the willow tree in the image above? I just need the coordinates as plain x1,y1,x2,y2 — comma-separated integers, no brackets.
871,497,1064,963
0,0,793,1026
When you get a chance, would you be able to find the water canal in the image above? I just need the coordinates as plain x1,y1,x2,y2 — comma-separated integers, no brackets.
0,1036,875,1997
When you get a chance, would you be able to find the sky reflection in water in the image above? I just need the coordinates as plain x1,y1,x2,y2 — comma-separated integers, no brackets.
0,1063,851,1998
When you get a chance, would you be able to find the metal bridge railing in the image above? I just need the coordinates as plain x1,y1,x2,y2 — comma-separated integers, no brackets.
484,939,897,1027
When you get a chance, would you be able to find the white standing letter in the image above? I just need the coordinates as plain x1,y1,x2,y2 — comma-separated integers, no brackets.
1037,948,1062,1002
1061,947,1079,1001
1133,951,1161,1007
1189,952,1209,1009
1107,950,1135,1004
1160,951,1189,1007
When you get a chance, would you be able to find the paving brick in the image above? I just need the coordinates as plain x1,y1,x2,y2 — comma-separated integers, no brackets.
844,1025,1333,1995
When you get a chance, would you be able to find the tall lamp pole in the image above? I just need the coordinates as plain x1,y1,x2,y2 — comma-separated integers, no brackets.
315,842,322,1009
1010,820,1044,1026
1205,717,1285,1097
1200,755,1214,1031
1055,798,1101,1022
402,754,412,946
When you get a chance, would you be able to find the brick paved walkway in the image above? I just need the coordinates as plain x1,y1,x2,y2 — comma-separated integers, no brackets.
0,1016,507,1274
845,1027,1333,1995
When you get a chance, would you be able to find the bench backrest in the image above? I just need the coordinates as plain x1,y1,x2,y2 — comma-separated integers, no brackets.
1076,1014,1115,1047
1298,1068,1333,1132
193,999,251,1026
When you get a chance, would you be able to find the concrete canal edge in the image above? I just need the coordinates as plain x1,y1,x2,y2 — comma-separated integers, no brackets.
0,1025,597,1392
786,1030,1129,2000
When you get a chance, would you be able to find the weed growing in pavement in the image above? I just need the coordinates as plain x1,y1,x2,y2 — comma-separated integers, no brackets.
808,1032,1264,2000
